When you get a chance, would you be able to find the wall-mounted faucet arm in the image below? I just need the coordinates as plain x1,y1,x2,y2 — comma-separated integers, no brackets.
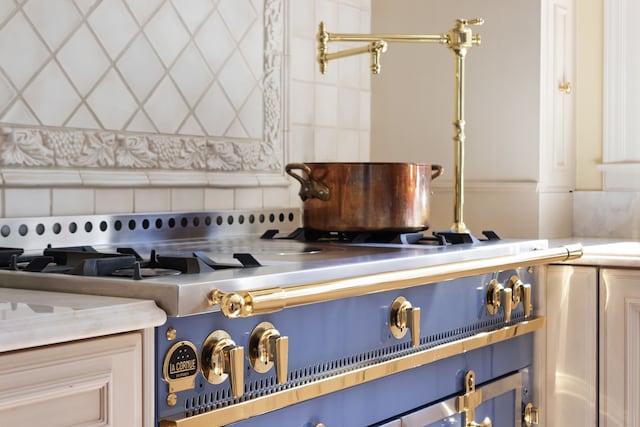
316,18,484,234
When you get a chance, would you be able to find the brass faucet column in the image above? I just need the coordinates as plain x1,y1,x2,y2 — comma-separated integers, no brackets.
446,19,483,233
315,18,482,234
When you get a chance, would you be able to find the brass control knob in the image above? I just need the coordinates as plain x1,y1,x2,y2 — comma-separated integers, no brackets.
486,279,513,323
524,402,540,426
389,296,421,347
507,275,533,318
201,330,244,398
249,322,289,384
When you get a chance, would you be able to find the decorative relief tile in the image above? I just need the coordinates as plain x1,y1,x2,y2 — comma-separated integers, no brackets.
0,0,285,177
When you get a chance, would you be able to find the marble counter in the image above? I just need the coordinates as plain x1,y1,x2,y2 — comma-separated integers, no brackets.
0,288,166,353
552,239,640,268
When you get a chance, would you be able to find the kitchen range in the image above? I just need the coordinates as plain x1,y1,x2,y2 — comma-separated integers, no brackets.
0,209,581,426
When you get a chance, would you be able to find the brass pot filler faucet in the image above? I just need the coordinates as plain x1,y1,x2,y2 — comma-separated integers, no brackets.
317,18,483,234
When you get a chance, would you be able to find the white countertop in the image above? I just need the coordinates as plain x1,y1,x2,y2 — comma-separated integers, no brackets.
0,288,166,353
552,239,640,268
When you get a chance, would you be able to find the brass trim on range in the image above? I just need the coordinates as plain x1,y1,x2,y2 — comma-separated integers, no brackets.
208,244,583,318
158,316,545,427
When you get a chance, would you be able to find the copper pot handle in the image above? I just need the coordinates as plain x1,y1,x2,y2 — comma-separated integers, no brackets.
285,163,331,202
431,165,444,180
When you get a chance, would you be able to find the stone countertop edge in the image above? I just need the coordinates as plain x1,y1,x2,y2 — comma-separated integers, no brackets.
0,288,167,353
549,238,640,268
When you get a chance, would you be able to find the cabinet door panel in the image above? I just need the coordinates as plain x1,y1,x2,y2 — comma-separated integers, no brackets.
0,333,143,427
600,269,640,427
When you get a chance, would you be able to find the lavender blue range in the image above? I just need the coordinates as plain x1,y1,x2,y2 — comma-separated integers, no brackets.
0,210,572,426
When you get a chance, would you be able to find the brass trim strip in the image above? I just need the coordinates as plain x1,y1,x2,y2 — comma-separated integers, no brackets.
209,244,582,318
159,316,545,427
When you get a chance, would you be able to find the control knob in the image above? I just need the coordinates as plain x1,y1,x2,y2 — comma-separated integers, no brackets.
201,330,244,398
486,279,513,322
249,322,289,384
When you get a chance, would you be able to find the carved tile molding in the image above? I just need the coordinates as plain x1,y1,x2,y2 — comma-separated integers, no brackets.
0,0,286,187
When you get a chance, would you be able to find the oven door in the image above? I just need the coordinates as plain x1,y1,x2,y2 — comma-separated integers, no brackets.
379,370,526,427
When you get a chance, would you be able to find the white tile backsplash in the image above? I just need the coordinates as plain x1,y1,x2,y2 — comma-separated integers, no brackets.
94,188,134,214
57,24,110,96
0,12,49,89
0,0,372,217
134,188,170,212
24,0,81,51
5,188,50,217
52,188,94,215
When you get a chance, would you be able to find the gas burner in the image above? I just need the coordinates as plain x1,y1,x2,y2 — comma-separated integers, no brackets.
262,228,501,246
0,246,262,280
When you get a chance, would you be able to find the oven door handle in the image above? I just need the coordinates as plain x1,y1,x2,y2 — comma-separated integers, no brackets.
209,244,582,318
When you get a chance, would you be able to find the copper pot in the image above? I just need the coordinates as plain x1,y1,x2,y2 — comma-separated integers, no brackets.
286,162,443,232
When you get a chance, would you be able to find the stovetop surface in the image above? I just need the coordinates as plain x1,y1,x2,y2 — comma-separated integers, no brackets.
0,210,548,316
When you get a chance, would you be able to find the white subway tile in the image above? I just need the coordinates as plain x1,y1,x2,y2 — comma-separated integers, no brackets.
290,36,316,83
171,188,205,212
95,188,134,214
5,189,50,217
52,188,94,215
314,127,338,161
289,125,315,162
290,81,314,125
204,188,235,210
359,130,370,160
337,87,360,129
291,0,315,38
263,187,291,209
315,84,337,127
234,188,263,209
336,129,359,161
359,90,371,130
134,188,170,212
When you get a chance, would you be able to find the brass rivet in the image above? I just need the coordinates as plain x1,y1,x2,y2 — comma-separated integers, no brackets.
167,393,177,407
166,327,177,341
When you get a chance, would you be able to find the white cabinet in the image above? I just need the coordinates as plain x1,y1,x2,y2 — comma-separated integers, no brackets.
537,265,598,427
600,268,640,427
539,264,640,427
0,332,144,427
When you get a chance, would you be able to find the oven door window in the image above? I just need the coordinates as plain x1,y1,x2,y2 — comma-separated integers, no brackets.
391,371,525,427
